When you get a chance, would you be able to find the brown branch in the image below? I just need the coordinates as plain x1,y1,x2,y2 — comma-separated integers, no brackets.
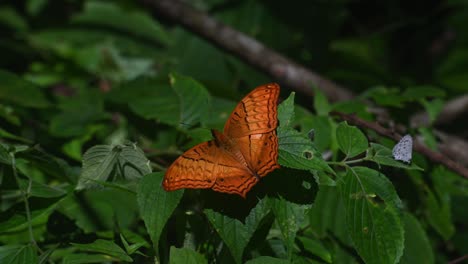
142,0,353,102
332,111,468,179
142,0,468,178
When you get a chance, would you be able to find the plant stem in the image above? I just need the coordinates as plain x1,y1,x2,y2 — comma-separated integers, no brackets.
10,153,42,254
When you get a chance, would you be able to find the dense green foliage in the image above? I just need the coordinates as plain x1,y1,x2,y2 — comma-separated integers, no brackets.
0,0,467,263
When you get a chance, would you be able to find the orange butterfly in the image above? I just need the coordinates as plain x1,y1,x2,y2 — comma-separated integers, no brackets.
163,83,280,198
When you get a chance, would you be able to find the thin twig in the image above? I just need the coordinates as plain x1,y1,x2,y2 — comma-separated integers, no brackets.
11,153,43,253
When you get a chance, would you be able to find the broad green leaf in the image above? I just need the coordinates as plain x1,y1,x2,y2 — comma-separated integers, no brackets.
339,167,404,264
367,143,423,170
0,70,49,108
72,1,170,46
57,189,138,233
49,91,107,138
204,198,270,264
402,86,445,100
278,127,333,174
436,48,468,92
0,7,28,32
270,197,311,260
278,92,295,128
312,170,336,186
297,236,332,263
137,172,183,252
71,239,132,262
424,167,455,240
0,128,32,144
245,256,290,264
77,142,151,190
77,145,117,189
363,86,405,107
336,122,368,158
0,202,56,233
62,253,117,264
18,179,67,198
169,247,207,264
16,147,71,182
0,144,11,165
170,73,212,129
0,244,37,264
309,186,350,244
420,98,444,124
399,213,434,264
313,87,331,116
120,233,148,255
308,116,332,152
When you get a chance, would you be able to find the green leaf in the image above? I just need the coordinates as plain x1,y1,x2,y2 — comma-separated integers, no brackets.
424,167,455,240
245,256,290,264
278,92,295,128
0,7,28,32
169,247,207,264
309,186,350,244
313,87,331,116
137,172,183,252
297,236,332,263
62,253,118,264
18,179,67,198
119,233,148,255
170,73,212,129
399,213,434,264
77,142,151,190
402,86,445,100
49,91,107,138
420,98,444,124
0,200,57,233
71,239,132,262
339,167,404,264
0,70,49,108
436,48,468,92
16,147,70,182
312,170,336,186
363,86,405,107
270,197,311,260
308,116,332,152
278,127,333,174
336,122,368,158
0,244,37,264
0,144,11,165
204,198,270,264
367,143,423,170
72,1,171,46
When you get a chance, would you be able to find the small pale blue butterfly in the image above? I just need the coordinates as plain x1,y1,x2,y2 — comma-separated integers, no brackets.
392,134,413,163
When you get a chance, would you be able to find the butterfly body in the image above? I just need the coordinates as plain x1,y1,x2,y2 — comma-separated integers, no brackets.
163,84,280,198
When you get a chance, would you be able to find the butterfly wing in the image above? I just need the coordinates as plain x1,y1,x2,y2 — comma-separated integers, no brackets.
392,134,413,163
224,83,280,178
223,83,280,138
164,83,280,198
163,140,256,196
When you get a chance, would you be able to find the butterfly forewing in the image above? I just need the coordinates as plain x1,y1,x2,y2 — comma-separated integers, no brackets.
223,83,280,138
